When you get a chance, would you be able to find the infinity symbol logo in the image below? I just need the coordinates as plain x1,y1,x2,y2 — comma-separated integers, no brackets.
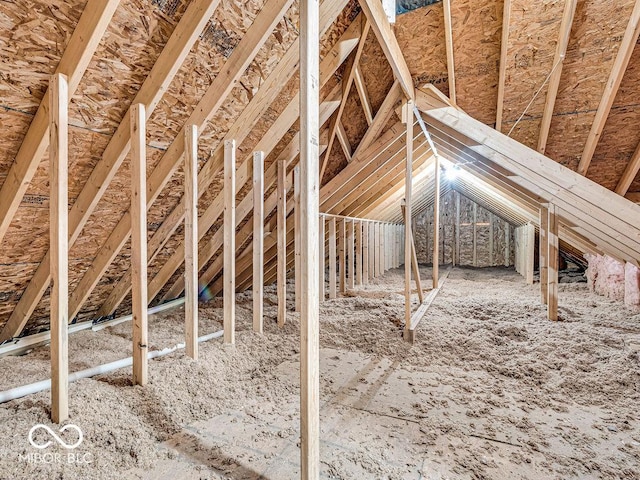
28,424,83,450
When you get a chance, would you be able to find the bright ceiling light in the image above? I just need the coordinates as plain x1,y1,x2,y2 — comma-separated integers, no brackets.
444,165,460,181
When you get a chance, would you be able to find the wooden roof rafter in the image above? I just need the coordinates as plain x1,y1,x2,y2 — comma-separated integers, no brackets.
0,0,120,248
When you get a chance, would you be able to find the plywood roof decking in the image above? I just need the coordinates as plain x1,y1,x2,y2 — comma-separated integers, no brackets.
0,0,639,338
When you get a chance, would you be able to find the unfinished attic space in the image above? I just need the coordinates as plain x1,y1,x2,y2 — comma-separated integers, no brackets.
1,0,640,477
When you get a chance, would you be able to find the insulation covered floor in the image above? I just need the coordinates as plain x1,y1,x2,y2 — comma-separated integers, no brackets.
0,267,639,479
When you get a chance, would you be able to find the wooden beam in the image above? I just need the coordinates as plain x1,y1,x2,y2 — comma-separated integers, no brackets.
442,0,456,104
253,151,265,333
403,100,413,339
347,220,355,289
526,222,535,285
433,157,441,287
224,140,236,345
294,166,301,311
184,125,199,359
369,222,375,278
131,104,148,386
473,203,478,266
578,0,640,176
362,221,369,283
0,0,119,249
616,140,640,195
455,191,460,266
355,220,363,286
505,223,511,266
329,217,337,298
339,219,346,292
496,0,511,132
319,217,325,301
406,268,451,343
402,202,424,304
277,157,287,326
357,0,414,100
539,205,549,305
0,0,267,341
299,0,321,472
537,0,577,154
548,204,559,320
354,65,374,125
336,121,353,161
49,73,69,423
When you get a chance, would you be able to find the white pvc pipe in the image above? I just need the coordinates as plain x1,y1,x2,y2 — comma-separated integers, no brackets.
0,329,223,404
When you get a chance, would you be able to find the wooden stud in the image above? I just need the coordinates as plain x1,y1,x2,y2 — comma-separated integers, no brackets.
295,166,301,311
131,103,148,386
455,191,460,266
362,221,369,283
355,221,363,286
489,213,494,265
338,219,346,292
49,73,69,423
369,222,376,278
578,0,640,176
184,125,199,359
616,141,640,196
537,0,577,154
540,205,549,305
526,222,535,285
329,218,337,298
347,220,355,289
277,157,287,326
547,204,559,320
224,140,236,345
253,151,265,333
319,216,325,301
299,0,321,471
472,203,478,266
505,223,510,267
496,0,511,132
402,202,424,304
354,65,374,125
442,0,456,104
404,100,413,337
433,158,441,288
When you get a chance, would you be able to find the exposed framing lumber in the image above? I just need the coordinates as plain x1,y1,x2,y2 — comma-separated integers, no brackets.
548,204,559,320
616,141,640,195
339,219,346,292
64,0,300,325
401,201,424,304
224,140,236,345
49,73,69,423
90,0,352,320
537,0,577,154
496,0,511,132
131,104,148,386
184,125,199,359
253,151,265,333
354,65,374,125
369,222,375,278
355,220,363,286
299,0,321,471
0,0,119,250
539,205,549,305
403,100,413,338
455,191,460,265
362,221,369,283
319,217,326,301
357,0,414,100
577,0,640,176
319,18,370,180
0,0,227,341
295,166,301,311
526,222,535,285
442,0,456,104
277,157,288,325
347,220,355,289
328,217,337,298
505,223,511,266
472,204,478,266
433,156,441,287
405,268,451,343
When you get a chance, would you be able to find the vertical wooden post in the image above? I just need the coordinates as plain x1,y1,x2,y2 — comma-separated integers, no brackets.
131,103,148,386
328,218,337,298
540,206,549,305
277,157,287,327
378,222,384,275
294,166,301,312
504,223,510,266
299,0,321,472
50,73,69,422
369,222,375,279
338,219,346,292
184,125,198,359
489,213,494,265
547,205,559,321
363,221,369,284
224,139,236,345
526,222,535,285
355,220,363,286
455,191,460,266
472,203,478,267
347,220,355,289
319,216,325,301
433,159,440,288
253,151,264,333
403,100,413,335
